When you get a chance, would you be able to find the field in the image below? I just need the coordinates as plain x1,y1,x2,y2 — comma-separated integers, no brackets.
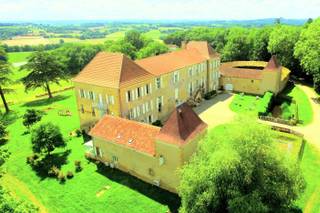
1,30,164,47
1,90,179,213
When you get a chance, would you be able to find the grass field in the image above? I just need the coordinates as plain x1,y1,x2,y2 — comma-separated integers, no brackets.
229,93,262,115
284,86,313,125
1,90,179,213
0,52,73,108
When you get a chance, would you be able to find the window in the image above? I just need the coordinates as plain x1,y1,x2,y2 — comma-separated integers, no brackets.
137,87,141,98
95,147,102,157
79,89,85,98
159,155,165,166
81,104,84,114
188,68,192,76
145,84,150,94
99,94,103,105
175,88,179,105
157,96,163,113
173,71,179,83
145,102,149,112
127,91,131,102
155,77,161,89
251,80,254,83
109,96,115,105
137,106,140,117
89,91,94,100
92,106,96,117
148,115,153,123
112,156,118,163
188,83,193,96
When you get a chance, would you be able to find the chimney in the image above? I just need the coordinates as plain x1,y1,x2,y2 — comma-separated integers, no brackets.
181,41,187,49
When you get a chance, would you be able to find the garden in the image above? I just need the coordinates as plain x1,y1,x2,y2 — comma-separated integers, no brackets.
230,83,313,126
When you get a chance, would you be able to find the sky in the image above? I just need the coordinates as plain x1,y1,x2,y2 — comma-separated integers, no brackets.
0,0,319,21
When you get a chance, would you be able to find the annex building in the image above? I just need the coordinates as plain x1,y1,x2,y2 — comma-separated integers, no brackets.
73,41,290,192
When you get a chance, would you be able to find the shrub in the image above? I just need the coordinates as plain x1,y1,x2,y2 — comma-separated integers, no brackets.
26,153,40,165
48,166,60,177
257,92,274,116
22,109,44,129
74,160,83,172
75,129,82,137
57,172,66,183
204,90,217,100
66,171,74,179
152,120,163,127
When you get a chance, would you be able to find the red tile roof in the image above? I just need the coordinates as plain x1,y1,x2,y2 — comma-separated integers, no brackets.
73,52,153,88
156,103,207,145
136,48,207,76
186,41,220,59
265,55,281,70
89,115,161,156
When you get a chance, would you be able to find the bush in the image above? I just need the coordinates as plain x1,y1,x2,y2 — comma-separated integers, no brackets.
57,172,66,183
26,153,40,165
257,92,274,116
74,160,83,172
75,129,82,137
22,109,44,129
204,90,217,100
66,171,74,179
48,166,60,177
152,120,163,127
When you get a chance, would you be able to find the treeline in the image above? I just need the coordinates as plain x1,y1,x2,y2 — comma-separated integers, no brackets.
0,27,31,39
1,42,64,52
164,18,320,90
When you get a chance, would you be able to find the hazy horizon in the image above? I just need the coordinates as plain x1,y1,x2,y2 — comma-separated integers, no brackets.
0,0,319,22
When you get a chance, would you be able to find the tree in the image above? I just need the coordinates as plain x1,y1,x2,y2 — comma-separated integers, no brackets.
179,119,305,213
22,109,43,129
136,41,169,59
268,25,301,71
54,44,101,75
21,51,66,99
31,122,66,156
124,30,144,50
104,40,137,59
222,28,250,62
247,27,272,61
294,18,320,90
0,47,12,113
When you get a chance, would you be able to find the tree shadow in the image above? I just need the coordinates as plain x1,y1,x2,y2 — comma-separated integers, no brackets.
29,150,71,180
23,95,70,108
95,163,181,212
0,110,20,126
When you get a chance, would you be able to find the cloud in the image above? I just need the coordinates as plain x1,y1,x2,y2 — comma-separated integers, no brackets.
0,0,318,21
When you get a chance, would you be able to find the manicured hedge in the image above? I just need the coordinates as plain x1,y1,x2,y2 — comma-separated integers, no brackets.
257,92,274,116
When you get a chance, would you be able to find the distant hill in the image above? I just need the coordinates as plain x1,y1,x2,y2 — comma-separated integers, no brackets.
0,18,308,27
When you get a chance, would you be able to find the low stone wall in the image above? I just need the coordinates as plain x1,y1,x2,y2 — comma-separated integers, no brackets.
259,116,298,126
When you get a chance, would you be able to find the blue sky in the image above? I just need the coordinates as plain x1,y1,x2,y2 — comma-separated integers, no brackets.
0,0,319,21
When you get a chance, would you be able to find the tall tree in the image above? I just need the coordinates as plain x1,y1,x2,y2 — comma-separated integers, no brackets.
124,30,144,50
0,47,12,113
104,40,137,59
21,51,66,99
222,27,250,62
294,18,320,90
268,25,301,71
248,27,272,61
179,119,305,213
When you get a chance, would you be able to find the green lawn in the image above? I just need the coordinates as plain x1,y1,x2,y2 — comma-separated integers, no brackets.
1,90,179,213
0,52,73,108
229,93,262,115
8,52,32,64
284,86,313,125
